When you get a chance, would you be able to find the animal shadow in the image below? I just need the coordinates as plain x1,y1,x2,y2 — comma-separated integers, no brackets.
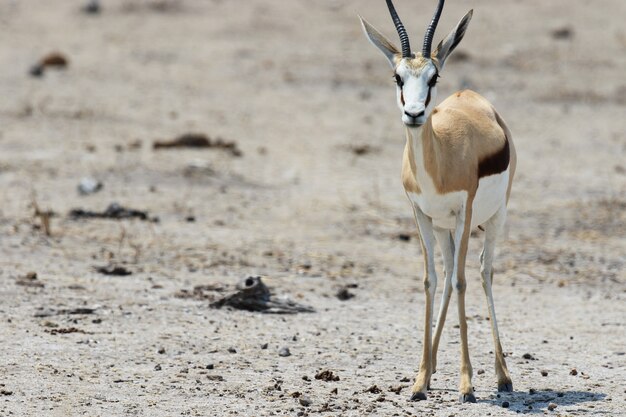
481,389,606,413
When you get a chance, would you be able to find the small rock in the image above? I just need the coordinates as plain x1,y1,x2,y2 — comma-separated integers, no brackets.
227,347,237,354
299,396,312,407
302,375,310,381
330,387,338,394
548,403,557,411
157,347,165,354
477,369,485,375
278,347,291,357
541,370,549,377
0,390,13,396
261,343,268,349
570,368,578,376
78,177,103,195
206,364,214,370
154,364,162,371
502,401,510,408
522,353,535,360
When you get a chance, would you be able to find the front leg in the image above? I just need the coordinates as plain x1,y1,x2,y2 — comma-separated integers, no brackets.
409,203,438,401
453,198,475,403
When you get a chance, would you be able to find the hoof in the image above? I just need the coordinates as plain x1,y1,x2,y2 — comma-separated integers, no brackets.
498,382,513,392
460,393,477,403
409,391,427,401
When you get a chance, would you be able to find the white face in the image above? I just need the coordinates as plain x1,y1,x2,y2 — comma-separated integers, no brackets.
394,58,439,127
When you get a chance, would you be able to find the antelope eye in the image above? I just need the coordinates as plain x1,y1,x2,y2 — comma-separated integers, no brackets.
394,74,404,87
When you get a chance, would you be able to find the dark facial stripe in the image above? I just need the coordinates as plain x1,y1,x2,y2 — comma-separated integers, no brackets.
425,87,432,108
478,136,510,178
400,90,405,105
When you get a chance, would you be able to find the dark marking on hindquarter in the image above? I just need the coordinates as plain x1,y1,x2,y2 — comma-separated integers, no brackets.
478,136,510,178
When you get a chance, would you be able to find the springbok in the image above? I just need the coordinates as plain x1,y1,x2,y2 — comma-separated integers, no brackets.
359,0,516,403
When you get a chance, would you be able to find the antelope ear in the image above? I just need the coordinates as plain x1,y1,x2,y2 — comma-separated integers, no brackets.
359,15,399,68
434,9,473,68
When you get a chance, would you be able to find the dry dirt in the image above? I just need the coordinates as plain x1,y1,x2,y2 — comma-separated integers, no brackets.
0,0,625,416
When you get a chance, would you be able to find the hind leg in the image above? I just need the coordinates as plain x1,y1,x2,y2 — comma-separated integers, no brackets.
480,204,513,392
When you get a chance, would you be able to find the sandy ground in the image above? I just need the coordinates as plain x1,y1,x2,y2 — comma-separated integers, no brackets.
0,0,625,416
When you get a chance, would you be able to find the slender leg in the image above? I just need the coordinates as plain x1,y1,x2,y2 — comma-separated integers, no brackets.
452,198,475,403
431,228,454,375
409,204,437,401
480,204,513,392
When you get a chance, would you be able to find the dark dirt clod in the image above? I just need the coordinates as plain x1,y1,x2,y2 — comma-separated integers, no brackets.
477,369,485,375
523,353,536,360
45,327,86,335
548,403,558,411
396,233,412,242
551,26,574,39
154,364,162,371
158,347,166,354
388,385,405,394
16,272,44,288
330,387,338,394
347,144,379,156
365,385,381,394
502,401,510,408
70,203,152,221
570,368,578,375
0,390,13,396
210,276,314,314
30,52,68,77
34,307,96,318
315,370,339,382
261,343,268,349
83,0,100,14
302,375,310,381
290,391,301,398
206,364,214,370
336,287,355,301
153,133,242,157
227,347,237,354
278,347,291,357
95,265,132,276
207,375,224,381
541,370,549,376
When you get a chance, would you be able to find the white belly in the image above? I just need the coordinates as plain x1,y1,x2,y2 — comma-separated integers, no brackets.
408,169,509,230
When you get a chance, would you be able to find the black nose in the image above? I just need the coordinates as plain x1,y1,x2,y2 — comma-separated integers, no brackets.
405,110,425,118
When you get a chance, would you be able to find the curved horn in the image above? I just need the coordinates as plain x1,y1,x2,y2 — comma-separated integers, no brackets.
422,0,445,59
385,0,411,58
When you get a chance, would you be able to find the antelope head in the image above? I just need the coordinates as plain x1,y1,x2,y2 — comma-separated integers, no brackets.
360,0,473,127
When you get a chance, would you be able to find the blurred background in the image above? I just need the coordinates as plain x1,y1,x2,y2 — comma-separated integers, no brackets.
0,0,624,415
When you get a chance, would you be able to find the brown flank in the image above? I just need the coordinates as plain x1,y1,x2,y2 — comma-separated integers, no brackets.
478,135,509,178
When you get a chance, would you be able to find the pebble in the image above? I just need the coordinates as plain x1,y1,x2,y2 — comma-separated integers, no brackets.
548,403,558,411
279,347,291,357
261,343,268,349
502,401,509,408
541,370,549,376
299,396,312,407
570,368,578,375
227,347,237,354
154,364,162,371
206,364,214,370
78,177,103,195
157,347,166,354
